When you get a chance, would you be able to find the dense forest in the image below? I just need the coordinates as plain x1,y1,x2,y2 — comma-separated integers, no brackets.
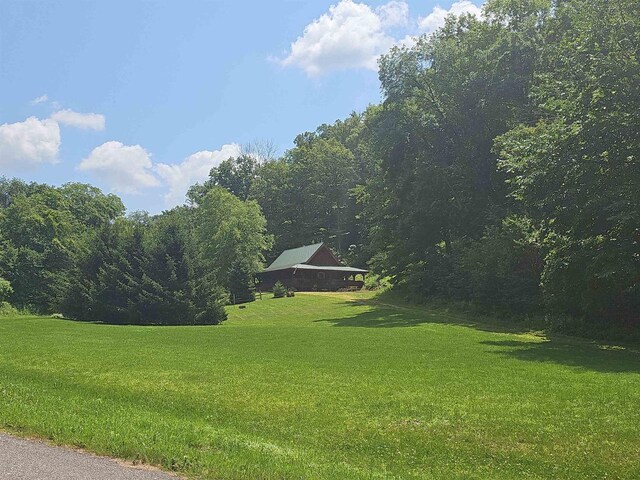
1,0,638,331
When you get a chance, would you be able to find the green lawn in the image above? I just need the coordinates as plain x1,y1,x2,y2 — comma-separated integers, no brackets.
0,292,638,479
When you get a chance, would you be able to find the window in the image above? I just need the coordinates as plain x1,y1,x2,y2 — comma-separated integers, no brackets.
317,272,325,280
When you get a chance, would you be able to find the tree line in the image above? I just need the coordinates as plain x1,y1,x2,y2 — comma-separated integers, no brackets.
1,0,638,330
0,180,268,324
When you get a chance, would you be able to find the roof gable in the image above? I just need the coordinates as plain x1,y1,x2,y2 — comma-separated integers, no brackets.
264,243,325,272
307,244,342,267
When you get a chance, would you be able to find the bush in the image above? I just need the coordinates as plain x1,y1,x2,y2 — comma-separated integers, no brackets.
454,217,543,313
194,302,227,325
0,301,18,316
364,274,391,291
273,281,287,298
0,277,13,303
541,237,640,327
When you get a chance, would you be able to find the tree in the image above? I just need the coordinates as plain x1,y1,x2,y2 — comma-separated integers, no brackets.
139,209,194,324
366,0,547,296
193,187,271,289
288,137,357,253
496,0,640,321
205,154,260,201
228,258,255,304
0,180,126,312
249,159,298,257
0,188,77,310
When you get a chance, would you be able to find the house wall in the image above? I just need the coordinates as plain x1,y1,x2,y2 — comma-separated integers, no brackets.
257,270,294,291
257,268,364,292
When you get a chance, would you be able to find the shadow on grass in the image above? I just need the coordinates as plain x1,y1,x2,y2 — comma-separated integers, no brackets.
314,295,640,373
313,296,532,334
53,316,222,327
480,340,640,373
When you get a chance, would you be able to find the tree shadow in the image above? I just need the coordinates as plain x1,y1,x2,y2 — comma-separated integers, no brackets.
313,297,533,334
49,316,220,327
314,308,437,328
480,339,640,373
313,296,640,373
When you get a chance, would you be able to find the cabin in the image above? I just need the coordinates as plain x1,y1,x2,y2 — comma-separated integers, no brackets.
257,243,368,292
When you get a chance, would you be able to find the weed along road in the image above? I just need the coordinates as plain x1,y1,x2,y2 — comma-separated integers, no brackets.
0,434,178,480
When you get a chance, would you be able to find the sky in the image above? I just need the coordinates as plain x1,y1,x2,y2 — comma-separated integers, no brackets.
0,0,483,213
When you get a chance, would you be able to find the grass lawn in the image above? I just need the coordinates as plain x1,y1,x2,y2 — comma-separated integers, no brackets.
0,292,638,479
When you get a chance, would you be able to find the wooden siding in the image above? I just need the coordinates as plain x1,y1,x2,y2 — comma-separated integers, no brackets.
307,245,341,267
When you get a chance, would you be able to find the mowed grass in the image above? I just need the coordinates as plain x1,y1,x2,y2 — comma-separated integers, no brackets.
0,292,639,479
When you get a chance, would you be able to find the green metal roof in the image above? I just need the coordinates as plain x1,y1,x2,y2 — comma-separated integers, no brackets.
263,243,325,272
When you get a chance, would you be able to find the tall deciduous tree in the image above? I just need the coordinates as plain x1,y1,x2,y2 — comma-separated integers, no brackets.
367,0,547,294
497,0,640,321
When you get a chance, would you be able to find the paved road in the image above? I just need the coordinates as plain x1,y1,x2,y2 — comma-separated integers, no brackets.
0,433,178,480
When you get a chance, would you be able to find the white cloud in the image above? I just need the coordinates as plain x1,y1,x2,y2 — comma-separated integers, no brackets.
51,109,106,131
378,1,409,27
30,94,49,105
155,143,241,207
79,141,241,201
418,1,483,34
278,1,485,76
0,117,60,168
78,141,160,194
279,0,406,76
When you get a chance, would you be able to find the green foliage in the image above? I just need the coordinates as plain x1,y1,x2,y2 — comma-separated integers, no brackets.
249,159,298,255
0,277,12,303
287,137,357,250
363,274,391,291
189,154,259,202
61,190,271,325
454,216,543,312
0,301,18,316
272,281,287,298
137,209,195,324
191,112,377,263
365,1,546,296
228,258,256,304
354,0,638,329
0,179,124,312
193,187,270,286
0,172,272,325
496,0,640,322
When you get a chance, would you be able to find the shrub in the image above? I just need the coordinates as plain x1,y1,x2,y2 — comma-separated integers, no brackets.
273,281,287,298
194,302,227,325
0,277,12,303
364,274,391,291
454,216,543,313
0,301,18,316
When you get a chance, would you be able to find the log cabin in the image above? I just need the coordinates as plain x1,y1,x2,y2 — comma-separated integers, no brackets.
257,243,368,291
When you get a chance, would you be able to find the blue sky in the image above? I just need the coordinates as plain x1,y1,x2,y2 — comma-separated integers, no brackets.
0,0,482,213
